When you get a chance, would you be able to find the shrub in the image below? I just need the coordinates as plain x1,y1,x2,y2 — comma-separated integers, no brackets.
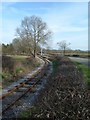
2,55,14,73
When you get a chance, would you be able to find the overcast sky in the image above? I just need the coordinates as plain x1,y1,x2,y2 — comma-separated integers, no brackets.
1,1,89,50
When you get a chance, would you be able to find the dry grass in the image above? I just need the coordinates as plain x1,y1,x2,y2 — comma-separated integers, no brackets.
20,56,90,119
2,55,40,88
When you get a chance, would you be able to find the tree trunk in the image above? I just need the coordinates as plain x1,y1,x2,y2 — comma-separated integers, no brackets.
63,47,65,56
34,48,36,57
34,41,37,58
28,48,35,57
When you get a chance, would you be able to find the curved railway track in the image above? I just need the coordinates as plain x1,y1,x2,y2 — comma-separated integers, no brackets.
1,57,52,118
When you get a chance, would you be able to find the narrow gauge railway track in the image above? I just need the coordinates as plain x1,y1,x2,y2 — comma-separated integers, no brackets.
0,57,46,100
1,58,51,115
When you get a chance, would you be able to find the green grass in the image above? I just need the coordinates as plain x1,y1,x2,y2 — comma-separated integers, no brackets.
51,59,60,74
0,86,2,90
74,62,90,89
19,107,41,118
7,55,27,61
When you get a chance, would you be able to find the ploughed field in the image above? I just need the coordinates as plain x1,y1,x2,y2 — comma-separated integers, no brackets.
20,56,90,120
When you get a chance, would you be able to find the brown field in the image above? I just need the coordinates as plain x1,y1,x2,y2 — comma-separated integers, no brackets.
44,50,90,58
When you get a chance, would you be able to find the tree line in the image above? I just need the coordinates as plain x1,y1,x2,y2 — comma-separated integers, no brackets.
2,15,73,56
2,15,52,57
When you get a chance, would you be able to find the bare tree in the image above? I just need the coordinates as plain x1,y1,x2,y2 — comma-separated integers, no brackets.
13,38,34,55
57,40,71,56
14,16,52,57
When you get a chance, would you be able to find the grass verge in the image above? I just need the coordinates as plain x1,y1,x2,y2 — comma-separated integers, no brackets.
50,58,60,74
74,62,90,89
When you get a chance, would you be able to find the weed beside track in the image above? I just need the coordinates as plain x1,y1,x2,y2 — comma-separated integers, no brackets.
1,58,53,119
20,56,90,120
2,55,41,88
74,62,90,89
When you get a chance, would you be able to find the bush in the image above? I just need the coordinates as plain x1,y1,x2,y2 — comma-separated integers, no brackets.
2,55,14,73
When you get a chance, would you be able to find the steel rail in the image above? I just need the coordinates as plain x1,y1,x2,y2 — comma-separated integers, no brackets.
2,59,50,114
0,58,46,100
